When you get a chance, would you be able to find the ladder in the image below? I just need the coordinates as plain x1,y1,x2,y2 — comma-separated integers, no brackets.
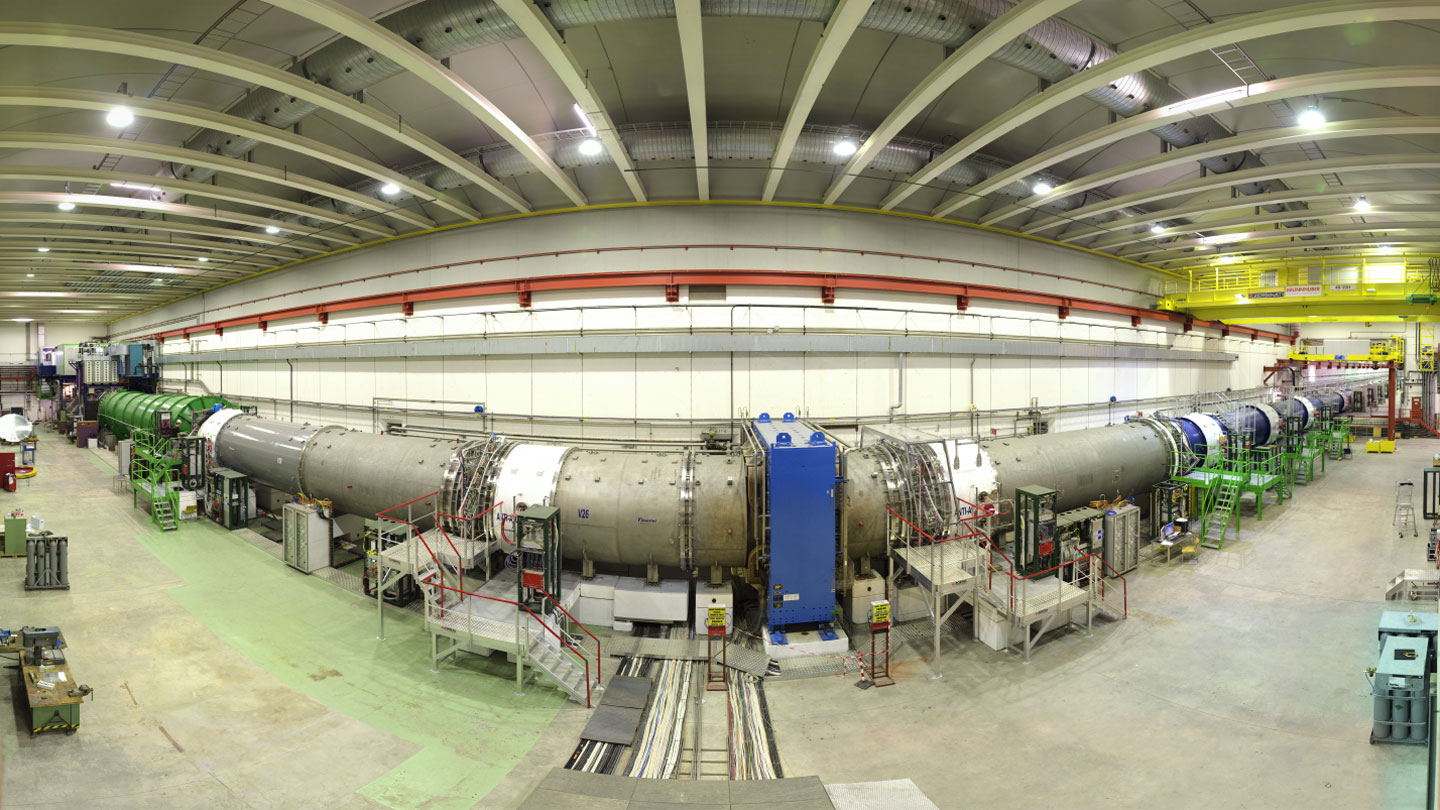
153,498,178,532
1202,478,1239,549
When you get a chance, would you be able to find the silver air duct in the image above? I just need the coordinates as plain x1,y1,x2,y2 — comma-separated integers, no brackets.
176,0,1277,218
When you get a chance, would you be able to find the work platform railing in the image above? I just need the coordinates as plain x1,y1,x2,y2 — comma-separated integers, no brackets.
372,490,601,706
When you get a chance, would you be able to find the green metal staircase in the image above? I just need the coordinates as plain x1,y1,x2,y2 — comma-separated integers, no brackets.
1201,478,1238,549
130,429,181,532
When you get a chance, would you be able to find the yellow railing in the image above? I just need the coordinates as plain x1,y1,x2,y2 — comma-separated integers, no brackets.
1162,256,1436,296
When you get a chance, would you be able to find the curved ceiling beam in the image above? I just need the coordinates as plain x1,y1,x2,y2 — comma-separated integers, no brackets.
1092,194,1440,252
958,65,1440,215
0,23,531,213
0,86,479,221
0,210,330,254
492,0,646,202
0,259,216,277
1022,153,1440,237
0,132,433,231
1159,238,1440,268
0,226,307,259
0,192,358,246
0,166,395,238
1140,221,1440,261
262,0,584,208
875,0,1440,214
0,242,278,268
674,1,708,199
761,0,875,201
981,117,1440,227
822,0,1083,206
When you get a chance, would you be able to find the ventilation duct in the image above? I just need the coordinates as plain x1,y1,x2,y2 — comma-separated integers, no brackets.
175,0,1290,223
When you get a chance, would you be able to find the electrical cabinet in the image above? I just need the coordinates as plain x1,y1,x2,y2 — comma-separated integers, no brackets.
283,503,331,573
1102,503,1141,575
751,413,837,630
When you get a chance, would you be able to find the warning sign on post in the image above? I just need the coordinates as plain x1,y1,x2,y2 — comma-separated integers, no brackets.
870,600,891,627
707,606,727,627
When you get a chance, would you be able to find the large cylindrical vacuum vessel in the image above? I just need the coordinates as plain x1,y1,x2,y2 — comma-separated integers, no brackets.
197,392,1349,568
986,421,1172,513
98,390,229,440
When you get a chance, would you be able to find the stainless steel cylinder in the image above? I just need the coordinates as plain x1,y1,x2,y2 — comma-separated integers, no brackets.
212,413,324,494
986,421,1171,511
840,450,899,560
554,449,747,568
298,427,459,520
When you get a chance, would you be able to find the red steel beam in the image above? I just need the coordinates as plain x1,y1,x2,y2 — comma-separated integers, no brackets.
148,269,1297,344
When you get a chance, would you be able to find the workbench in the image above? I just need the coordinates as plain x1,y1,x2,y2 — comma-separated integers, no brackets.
21,650,82,736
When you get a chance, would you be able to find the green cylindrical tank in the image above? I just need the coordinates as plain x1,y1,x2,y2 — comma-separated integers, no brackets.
97,391,229,440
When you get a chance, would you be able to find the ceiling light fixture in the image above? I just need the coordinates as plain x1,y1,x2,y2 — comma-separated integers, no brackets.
1355,196,1372,212
57,201,75,212
572,103,597,136
379,183,400,196
1150,224,1166,234
105,106,135,128
1219,255,1237,265
35,247,49,253
109,181,153,190
833,139,859,157
1032,181,1054,196
578,138,604,156
1378,244,1396,255
264,225,280,234
197,257,209,263
25,274,33,278
1297,107,1326,128
11,319,31,323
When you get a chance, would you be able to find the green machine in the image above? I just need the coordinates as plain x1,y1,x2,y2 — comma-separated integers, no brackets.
515,505,562,616
4,511,28,556
97,391,229,442
1015,485,1059,577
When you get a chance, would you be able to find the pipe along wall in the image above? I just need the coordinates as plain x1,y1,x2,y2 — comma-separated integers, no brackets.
145,384,1381,575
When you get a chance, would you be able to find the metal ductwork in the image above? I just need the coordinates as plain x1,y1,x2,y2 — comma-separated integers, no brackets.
175,0,1284,223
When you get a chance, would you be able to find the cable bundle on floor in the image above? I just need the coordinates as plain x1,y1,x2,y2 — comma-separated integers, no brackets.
625,656,692,779
727,673,782,779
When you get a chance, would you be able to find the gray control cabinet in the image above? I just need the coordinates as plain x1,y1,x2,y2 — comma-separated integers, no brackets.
282,502,331,574
1102,503,1140,576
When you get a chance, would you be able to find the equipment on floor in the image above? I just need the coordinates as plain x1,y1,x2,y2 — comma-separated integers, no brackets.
1150,481,1187,542
1015,485,1059,576
749,412,838,642
9,626,91,737
361,519,418,605
282,501,331,574
515,504,562,615
1396,481,1419,538
25,533,69,590
208,468,250,529
1102,503,1141,576
4,509,28,556
1368,611,1436,745
0,413,33,444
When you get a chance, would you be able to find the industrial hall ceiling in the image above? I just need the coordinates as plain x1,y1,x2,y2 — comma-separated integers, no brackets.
0,0,1437,320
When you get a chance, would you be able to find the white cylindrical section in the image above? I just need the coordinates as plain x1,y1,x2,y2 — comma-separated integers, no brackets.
489,444,571,543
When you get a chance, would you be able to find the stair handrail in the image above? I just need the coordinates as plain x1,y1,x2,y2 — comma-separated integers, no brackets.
418,567,593,708
535,582,602,685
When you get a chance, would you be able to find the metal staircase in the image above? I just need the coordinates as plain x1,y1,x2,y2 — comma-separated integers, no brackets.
1202,478,1239,549
526,632,591,704
152,498,178,532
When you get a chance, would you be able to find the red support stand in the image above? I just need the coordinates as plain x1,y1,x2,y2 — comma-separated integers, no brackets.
706,623,728,691
869,619,894,688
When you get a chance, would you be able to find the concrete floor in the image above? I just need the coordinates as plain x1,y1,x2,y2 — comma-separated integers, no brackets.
2,432,1432,809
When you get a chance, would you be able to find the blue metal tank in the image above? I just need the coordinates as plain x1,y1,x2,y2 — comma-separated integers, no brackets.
1272,398,1311,431
1215,403,1282,447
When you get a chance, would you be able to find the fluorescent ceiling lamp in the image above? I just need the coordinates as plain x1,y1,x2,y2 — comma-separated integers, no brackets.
572,103,597,137
2,292,74,297
1150,224,1166,234
35,247,49,253
833,139,858,157
1032,181,1054,196
25,274,33,278
1159,85,1253,116
109,181,155,191
53,310,102,314
1377,244,1396,254
1200,233,1241,245
197,257,208,263
264,225,280,234
379,183,400,196
105,106,135,127
1355,196,1372,212
1219,255,1237,264
11,319,30,323
1297,107,1326,128
577,138,603,156
56,201,75,212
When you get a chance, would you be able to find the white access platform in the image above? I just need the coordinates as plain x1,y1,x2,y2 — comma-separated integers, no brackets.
424,568,582,654
892,543,980,594
379,527,498,575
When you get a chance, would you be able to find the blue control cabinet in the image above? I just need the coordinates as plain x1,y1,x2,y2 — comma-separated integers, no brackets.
752,413,837,631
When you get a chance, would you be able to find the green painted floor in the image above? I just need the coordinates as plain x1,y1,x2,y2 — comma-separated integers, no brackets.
0,436,566,809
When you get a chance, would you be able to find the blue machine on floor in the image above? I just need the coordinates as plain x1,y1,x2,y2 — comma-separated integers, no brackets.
750,412,838,644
